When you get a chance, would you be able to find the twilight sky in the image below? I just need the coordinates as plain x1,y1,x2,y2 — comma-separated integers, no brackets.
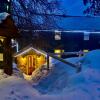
60,0,85,16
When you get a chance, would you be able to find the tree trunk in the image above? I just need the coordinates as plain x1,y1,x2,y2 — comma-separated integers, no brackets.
3,38,12,75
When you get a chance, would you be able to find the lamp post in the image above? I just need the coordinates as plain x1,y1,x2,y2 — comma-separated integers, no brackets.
47,55,49,70
11,39,19,52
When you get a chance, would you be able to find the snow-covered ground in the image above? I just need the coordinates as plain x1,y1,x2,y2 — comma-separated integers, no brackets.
0,76,39,100
0,50,100,100
33,50,100,100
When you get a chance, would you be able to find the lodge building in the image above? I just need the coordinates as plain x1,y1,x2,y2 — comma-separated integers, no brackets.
0,12,18,75
30,30,100,52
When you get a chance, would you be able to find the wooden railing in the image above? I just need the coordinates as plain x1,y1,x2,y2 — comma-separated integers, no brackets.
46,53,81,73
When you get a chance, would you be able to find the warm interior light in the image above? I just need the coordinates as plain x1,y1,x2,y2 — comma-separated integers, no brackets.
54,49,62,54
17,53,46,75
18,56,26,65
83,49,89,53
54,49,64,57
0,53,3,61
0,39,4,42
0,36,5,42
21,57,26,64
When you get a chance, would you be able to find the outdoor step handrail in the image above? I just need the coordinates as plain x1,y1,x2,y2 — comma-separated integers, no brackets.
47,53,81,72
50,52,78,55
50,51,84,56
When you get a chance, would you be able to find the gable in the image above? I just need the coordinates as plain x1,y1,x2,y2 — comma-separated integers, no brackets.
14,46,47,58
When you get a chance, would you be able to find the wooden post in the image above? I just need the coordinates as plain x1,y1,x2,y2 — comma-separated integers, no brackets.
47,54,49,70
3,38,12,75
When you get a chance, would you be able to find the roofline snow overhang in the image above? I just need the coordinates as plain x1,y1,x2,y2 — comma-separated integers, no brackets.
19,29,100,34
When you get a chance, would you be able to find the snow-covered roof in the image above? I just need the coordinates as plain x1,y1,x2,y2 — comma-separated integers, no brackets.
13,44,47,57
29,17,100,32
57,17,100,31
0,12,9,24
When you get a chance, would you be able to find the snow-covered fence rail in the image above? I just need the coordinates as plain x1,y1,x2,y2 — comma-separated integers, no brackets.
50,52,79,56
47,53,81,73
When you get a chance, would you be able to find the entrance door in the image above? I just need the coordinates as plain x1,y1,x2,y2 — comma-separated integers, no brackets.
27,55,35,75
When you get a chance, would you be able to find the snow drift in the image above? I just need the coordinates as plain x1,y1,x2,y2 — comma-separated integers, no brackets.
33,50,100,100
81,49,100,69
33,57,82,94
0,50,100,100
0,76,39,100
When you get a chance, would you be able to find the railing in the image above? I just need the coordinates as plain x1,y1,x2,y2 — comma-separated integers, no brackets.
46,53,82,73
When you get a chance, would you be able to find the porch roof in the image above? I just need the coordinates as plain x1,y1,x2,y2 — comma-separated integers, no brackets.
13,44,47,57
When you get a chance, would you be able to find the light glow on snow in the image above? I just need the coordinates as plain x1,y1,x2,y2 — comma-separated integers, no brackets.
1,50,100,100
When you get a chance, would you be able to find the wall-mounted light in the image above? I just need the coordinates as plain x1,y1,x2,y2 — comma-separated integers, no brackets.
6,5,9,11
54,49,64,57
84,32,90,40
11,39,19,52
7,0,10,2
55,30,61,40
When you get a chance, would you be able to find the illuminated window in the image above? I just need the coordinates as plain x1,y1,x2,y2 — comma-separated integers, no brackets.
83,49,89,53
0,53,3,61
54,49,64,57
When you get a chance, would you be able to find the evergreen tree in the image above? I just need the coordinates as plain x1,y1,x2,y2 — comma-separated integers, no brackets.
11,0,61,49
83,0,100,16
11,0,60,29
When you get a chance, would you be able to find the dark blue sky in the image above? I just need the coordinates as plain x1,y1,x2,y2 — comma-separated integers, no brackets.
60,0,85,16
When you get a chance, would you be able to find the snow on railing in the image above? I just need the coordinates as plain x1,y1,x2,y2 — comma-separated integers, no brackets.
47,53,81,73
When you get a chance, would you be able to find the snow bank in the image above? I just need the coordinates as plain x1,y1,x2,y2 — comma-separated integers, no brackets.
0,76,39,100
61,64,100,100
0,50,100,100
33,50,100,100
0,69,9,80
81,49,100,70
33,57,81,94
